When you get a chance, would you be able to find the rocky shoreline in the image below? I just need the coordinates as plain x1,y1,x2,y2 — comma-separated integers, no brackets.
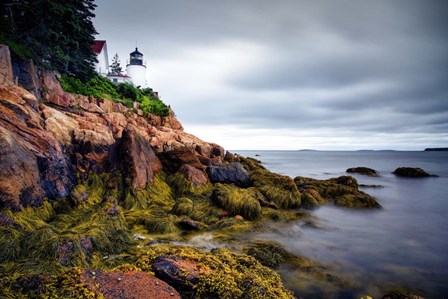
0,46,426,298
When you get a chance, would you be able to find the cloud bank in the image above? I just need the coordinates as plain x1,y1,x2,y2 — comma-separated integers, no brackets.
94,0,448,150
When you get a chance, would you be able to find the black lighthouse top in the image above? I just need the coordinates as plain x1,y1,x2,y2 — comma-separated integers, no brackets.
129,47,144,65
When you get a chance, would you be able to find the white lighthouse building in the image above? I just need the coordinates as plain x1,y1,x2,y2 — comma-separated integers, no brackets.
126,47,147,87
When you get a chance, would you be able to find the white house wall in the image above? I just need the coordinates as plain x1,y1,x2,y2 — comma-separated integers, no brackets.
95,44,109,75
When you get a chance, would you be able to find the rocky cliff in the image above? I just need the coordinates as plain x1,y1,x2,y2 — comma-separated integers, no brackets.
0,47,223,210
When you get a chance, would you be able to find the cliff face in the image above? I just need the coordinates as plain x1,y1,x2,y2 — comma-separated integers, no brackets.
0,48,223,210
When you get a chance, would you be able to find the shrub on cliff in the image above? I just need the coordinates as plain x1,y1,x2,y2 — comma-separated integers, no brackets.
59,74,170,115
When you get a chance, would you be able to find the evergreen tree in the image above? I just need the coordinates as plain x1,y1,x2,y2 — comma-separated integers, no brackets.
109,53,122,75
0,0,98,81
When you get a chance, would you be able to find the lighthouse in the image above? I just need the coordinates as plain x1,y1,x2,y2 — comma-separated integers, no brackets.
126,47,147,87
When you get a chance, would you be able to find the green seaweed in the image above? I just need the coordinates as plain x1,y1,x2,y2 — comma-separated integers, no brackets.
210,183,261,220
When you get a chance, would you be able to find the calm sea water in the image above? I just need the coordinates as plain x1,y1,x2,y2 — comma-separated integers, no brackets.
233,150,448,299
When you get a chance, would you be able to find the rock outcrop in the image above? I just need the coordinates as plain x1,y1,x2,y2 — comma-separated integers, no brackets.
0,45,13,86
207,162,250,187
116,125,162,190
0,85,75,209
0,71,223,209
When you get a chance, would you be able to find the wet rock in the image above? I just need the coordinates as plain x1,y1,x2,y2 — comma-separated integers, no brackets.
234,215,244,220
207,162,250,187
393,167,437,177
81,269,181,299
295,175,381,208
331,175,359,188
346,167,379,176
301,189,326,208
152,256,206,290
177,219,204,231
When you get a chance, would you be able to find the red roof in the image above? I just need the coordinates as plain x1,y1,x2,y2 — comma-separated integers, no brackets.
91,40,106,54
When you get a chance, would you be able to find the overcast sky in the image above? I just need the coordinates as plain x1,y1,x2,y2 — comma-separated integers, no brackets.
94,0,448,150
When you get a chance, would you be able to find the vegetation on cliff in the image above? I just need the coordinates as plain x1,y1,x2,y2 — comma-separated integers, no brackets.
59,74,170,116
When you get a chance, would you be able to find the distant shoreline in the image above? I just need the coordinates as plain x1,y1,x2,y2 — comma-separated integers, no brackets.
425,148,448,151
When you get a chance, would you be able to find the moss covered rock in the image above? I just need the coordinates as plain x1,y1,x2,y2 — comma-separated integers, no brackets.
393,167,437,177
136,244,295,299
346,167,379,176
295,176,380,208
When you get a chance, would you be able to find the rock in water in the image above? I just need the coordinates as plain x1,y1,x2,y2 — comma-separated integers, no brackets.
346,167,379,176
393,167,437,177
207,162,250,187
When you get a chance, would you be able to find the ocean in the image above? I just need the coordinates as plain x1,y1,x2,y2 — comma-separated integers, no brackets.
233,150,448,299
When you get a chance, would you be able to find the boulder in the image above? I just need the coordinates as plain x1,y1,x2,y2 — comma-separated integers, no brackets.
157,147,205,173
346,167,379,176
393,167,437,177
178,164,208,186
81,269,181,299
115,125,162,190
295,175,381,209
153,256,207,290
207,162,250,187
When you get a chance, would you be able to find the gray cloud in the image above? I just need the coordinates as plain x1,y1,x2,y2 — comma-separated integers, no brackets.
94,0,448,149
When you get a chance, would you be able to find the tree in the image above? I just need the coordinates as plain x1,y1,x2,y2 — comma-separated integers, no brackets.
0,0,98,81
109,53,122,75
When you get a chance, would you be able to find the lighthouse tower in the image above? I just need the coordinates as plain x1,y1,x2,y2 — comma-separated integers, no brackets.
126,48,147,87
